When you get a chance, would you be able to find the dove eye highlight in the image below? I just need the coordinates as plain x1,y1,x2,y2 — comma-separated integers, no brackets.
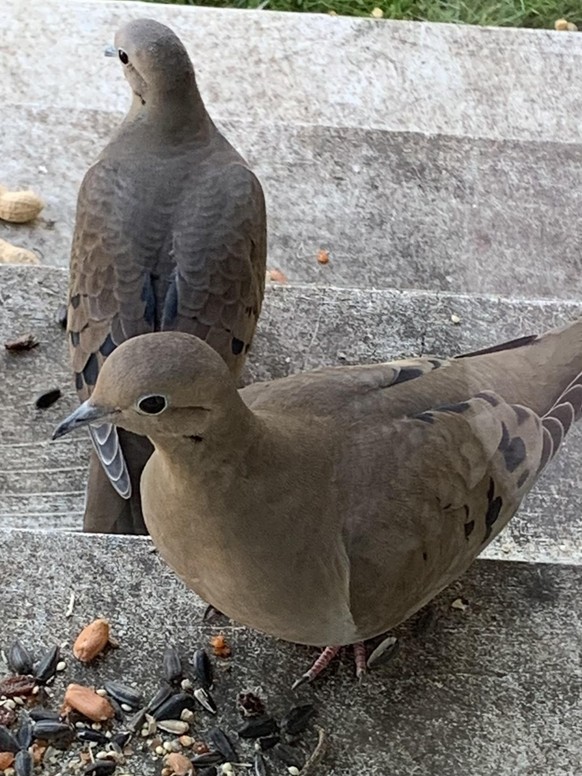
137,394,167,415
118,49,129,65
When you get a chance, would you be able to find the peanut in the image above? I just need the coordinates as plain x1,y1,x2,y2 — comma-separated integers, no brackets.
73,618,110,662
0,186,44,223
63,683,115,721
0,239,39,265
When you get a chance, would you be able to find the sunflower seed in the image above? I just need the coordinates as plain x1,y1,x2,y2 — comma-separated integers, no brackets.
34,388,62,410
14,750,33,776
191,751,225,766
253,752,268,776
147,683,173,713
34,645,61,683
207,728,237,762
162,647,183,684
237,716,278,739
29,707,60,722
255,735,280,751
193,649,213,690
33,720,75,742
156,719,190,735
7,641,34,675
0,724,20,752
193,688,217,715
152,693,196,721
281,704,316,736
273,743,304,769
366,636,399,669
198,768,218,776
77,729,109,745
103,681,143,710
111,731,132,749
16,716,33,749
84,762,117,775
126,706,147,733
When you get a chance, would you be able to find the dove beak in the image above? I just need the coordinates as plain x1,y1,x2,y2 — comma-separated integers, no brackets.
104,44,117,58
52,400,114,440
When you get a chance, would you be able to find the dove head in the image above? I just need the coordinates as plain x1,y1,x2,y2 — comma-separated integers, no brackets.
54,333,243,442
113,18,197,106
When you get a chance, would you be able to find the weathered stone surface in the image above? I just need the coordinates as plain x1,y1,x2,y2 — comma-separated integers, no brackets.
2,0,582,144
0,528,580,775
1,265,581,566
3,105,582,298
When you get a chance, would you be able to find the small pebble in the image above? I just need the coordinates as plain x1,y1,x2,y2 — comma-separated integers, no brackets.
179,735,194,748
56,661,66,672
450,313,461,325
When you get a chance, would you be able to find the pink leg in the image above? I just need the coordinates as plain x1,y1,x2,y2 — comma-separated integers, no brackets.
353,641,367,679
292,646,341,689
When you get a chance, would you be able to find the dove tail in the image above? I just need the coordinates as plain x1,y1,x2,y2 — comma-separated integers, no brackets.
538,371,582,474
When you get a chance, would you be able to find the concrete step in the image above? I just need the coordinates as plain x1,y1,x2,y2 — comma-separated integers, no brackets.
1,527,580,775
2,0,582,144
3,103,582,299
1,265,581,566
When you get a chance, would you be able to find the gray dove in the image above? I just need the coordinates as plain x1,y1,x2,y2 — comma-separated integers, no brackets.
53,318,582,683
67,18,267,535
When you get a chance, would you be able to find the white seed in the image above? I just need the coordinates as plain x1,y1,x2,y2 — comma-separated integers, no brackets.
221,764,234,775
450,313,461,324
3,699,16,710
75,722,86,730
288,768,300,776
96,689,108,697
157,720,189,735
121,703,133,713
91,723,102,731
155,746,165,756
32,686,40,695
56,661,67,672
180,709,195,723
140,727,150,738
4,769,16,776
96,751,110,760
179,735,194,748
180,678,193,691
13,697,24,706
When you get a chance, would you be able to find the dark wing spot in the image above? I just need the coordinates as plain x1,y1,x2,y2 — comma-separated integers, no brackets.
422,552,428,561
537,427,554,473
70,294,81,309
542,416,564,457
232,338,245,355
476,392,499,407
512,405,530,425
560,383,582,422
393,366,425,385
141,275,157,327
483,495,503,542
75,373,84,391
82,353,99,387
487,477,495,504
99,334,116,357
498,422,527,473
427,359,443,369
161,272,179,329
464,520,475,538
434,401,471,414
70,331,80,347
547,402,575,436
517,469,530,489
414,412,435,424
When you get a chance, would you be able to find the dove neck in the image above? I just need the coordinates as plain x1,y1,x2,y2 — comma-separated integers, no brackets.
128,81,211,137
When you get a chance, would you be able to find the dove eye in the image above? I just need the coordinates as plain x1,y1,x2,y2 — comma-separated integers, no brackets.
137,394,167,415
118,49,129,65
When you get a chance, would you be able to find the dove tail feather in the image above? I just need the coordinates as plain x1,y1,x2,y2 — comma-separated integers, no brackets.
88,424,132,499
538,372,582,473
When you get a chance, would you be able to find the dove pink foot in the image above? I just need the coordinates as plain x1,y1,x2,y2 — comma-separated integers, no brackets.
292,642,368,688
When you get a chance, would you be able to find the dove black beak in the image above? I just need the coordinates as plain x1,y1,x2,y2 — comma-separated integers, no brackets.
52,401,114,440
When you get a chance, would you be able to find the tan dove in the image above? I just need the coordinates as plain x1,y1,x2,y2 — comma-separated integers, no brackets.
53,318,582,683
67,18,267,535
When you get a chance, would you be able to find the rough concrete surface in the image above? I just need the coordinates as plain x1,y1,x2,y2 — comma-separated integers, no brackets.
0,529,580,775
2,0,582,144
3,104,582,299
1,265,582,569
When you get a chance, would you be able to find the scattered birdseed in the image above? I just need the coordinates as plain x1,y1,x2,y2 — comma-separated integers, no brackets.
34,388,62,409
4,333,38,352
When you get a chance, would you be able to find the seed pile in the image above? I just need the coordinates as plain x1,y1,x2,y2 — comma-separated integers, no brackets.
0,622,323,776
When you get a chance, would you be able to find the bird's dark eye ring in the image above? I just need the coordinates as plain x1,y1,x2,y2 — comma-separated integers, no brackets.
118,49,129,65
137,394,167,415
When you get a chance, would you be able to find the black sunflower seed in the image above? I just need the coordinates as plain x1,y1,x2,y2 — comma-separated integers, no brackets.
273,742,305,768
29,708,60,722
0,724,20,752
146,683,173,713
77,728,109,744
237,715,278,739
198,768,218,776
84,762,117,775
14,750,33,776
126,706,148,733
253,752,269,776
103,680,143,710
256,734,280,751
281,703,316,736
7,641,34,675
191,751,225,766
162,646,183,684
16,716,33,749
34,388,62,410
32,720,74,741
152,692,196,721
193,648,213,690
208,728,237,762
111,731,132,749
34,645,60,683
